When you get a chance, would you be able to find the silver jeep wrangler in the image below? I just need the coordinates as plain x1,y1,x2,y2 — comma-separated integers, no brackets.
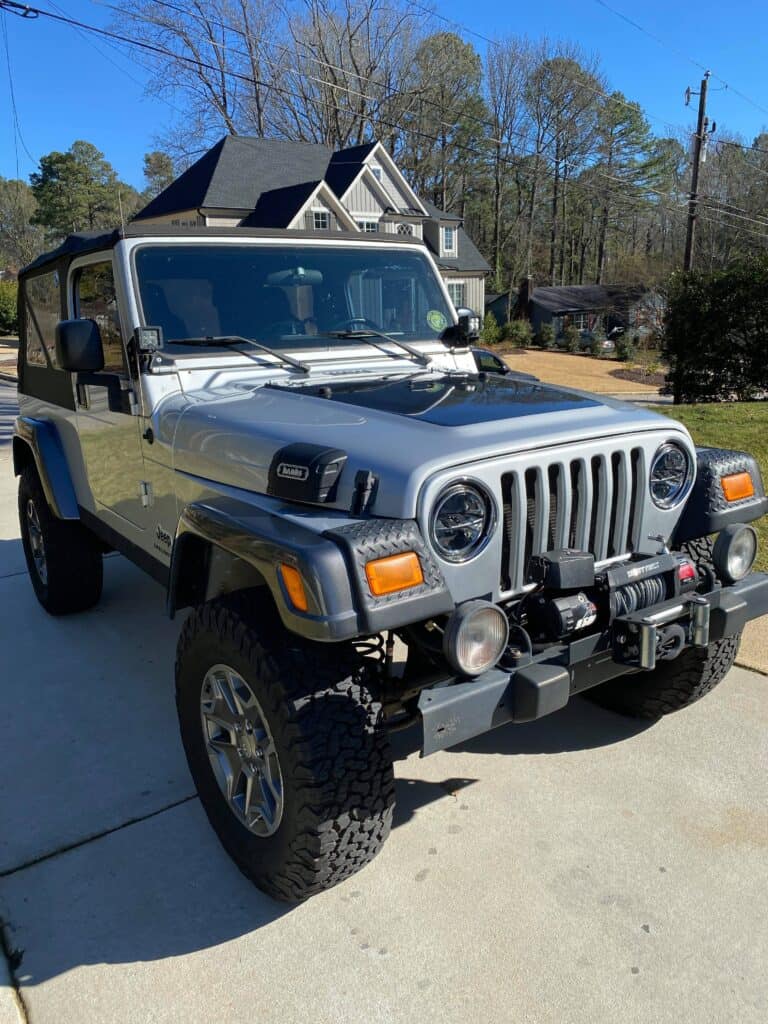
13,226,768,901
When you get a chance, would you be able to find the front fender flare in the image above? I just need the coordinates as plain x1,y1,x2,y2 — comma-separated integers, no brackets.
168,497,362,642
12,417,79,520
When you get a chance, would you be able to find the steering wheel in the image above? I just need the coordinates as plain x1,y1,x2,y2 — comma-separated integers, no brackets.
331,316,382,332
263,318,305,337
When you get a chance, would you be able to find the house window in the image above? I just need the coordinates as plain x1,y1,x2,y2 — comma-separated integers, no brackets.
569,312,589,330
396,223,413,236
313,210,330,230
371,164,383,182
357,220,378,233
442,225,456,255
446,281,466,308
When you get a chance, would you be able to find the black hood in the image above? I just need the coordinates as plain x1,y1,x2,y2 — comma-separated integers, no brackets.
270,373,600,427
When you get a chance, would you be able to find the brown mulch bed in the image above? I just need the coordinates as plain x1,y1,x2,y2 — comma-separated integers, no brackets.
610,366,667,387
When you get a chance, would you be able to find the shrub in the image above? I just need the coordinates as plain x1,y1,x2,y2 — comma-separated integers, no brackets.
481,310,502,346
615,334,636,362
664,256,768,402
563,324,581,353
589,333,605,358
504,319,533,348
535,323,555,349
0,280,18,335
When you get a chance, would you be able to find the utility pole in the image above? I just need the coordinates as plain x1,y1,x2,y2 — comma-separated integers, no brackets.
683,71,713,272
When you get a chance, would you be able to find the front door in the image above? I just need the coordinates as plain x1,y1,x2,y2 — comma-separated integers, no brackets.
71,257,147,528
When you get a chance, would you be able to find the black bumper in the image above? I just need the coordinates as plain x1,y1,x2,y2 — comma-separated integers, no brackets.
418,572,768,756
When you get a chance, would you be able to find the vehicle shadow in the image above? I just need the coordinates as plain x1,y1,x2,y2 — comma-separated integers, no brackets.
0,553,652,989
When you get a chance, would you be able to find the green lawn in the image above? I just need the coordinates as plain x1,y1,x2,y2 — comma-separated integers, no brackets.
654,403,768,571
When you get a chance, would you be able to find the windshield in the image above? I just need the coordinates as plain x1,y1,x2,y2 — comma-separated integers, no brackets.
134,243,453,352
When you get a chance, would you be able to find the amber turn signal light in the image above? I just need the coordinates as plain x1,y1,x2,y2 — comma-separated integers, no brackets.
279,563,309,612
365,552,424,596
721,472,755,502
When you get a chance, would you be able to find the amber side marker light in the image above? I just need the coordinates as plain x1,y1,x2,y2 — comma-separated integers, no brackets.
279,564,309,612
721,472,755,502
365,552,424,596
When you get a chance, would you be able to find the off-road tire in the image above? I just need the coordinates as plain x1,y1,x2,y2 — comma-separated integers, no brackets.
18,465,103,614
585,634,740,719
175,596,395,901
587,533,741,718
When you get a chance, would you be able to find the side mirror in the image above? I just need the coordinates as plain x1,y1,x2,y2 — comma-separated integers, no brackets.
55,319,104,372
440,307,482,347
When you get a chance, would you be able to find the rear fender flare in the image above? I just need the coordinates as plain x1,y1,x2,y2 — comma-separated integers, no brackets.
12,416,79,520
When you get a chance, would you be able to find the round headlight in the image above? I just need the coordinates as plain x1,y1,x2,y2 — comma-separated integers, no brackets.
430,482,495,562
712,524,757,583
650,442,694,509
443,600,509,676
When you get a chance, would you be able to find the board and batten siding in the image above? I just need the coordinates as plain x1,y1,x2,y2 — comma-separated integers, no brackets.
443,275,484,312
344,175,384,214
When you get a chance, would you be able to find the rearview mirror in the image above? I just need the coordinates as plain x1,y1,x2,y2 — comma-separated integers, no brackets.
55,319,105,372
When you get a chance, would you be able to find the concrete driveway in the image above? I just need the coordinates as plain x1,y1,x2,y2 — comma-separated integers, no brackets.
1,379,767,1024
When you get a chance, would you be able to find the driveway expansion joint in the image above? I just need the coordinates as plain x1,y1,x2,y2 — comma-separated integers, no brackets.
0,794,198,881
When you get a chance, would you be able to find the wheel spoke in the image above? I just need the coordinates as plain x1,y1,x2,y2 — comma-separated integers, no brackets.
200,664,284,837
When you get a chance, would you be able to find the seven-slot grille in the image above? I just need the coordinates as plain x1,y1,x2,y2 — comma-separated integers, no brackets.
500,447,645,593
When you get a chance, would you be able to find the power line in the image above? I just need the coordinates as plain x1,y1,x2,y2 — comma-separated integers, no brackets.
92,0,682,146
3,0,759,254
41,0,187,121
0,7,37,166
0,0,682,218
594,0,768,120
88,0,697,215
716,138,768,157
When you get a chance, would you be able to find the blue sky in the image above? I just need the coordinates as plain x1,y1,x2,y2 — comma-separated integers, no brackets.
2,0,767,189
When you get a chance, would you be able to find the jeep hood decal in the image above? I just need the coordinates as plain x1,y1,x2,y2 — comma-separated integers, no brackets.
163,373,677,518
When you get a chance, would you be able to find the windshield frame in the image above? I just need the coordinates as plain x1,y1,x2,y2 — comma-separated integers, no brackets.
129,236,457,359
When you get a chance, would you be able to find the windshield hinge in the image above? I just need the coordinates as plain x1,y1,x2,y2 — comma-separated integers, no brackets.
139,481,153,508
120,379,140,416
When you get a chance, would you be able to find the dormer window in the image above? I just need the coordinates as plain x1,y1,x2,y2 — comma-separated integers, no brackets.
441,225,456,256
396,223,413,236
313,210,330,230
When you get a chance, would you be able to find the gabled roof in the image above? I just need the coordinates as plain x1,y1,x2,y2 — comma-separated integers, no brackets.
133,136,333,221
422,200,462,223
421,201,490,274
325,142,378,198
242,181,319,228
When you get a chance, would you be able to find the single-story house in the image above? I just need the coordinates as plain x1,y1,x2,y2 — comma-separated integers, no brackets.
132,136,489,311
484,291,512,326
512,279,664,338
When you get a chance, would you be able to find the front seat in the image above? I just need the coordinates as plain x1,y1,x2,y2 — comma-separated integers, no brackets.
141,283,188,342
257,287,301,339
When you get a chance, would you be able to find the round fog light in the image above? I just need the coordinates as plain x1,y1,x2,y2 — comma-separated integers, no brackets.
443,600,509,677
712,524,757,584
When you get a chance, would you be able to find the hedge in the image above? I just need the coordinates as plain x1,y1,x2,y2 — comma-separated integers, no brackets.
664,257,768,403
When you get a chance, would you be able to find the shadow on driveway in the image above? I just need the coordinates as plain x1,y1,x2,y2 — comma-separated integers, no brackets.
0,549,651,987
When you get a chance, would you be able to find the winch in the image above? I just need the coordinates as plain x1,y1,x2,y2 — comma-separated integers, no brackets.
524,548,700,644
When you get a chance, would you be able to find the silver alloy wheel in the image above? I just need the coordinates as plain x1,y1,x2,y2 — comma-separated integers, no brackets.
200,664,284,836
26,499,48,585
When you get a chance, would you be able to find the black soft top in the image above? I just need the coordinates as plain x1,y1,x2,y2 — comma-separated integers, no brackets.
20,224,427,278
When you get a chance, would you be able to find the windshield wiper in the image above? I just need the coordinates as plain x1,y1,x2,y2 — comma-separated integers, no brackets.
165,335,309,373
322,329,432,367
